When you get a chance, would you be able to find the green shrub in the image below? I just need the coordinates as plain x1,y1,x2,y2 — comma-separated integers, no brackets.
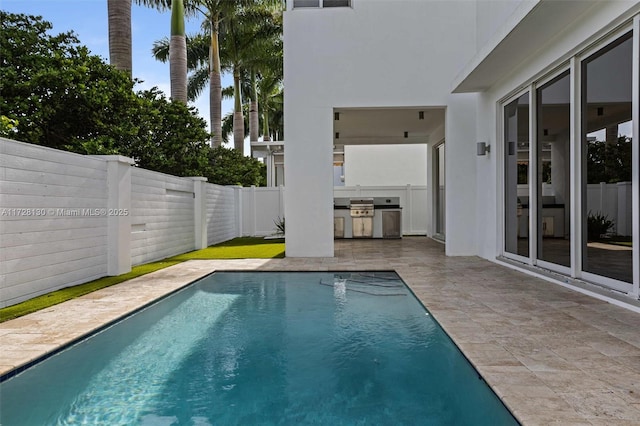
587,211,614,241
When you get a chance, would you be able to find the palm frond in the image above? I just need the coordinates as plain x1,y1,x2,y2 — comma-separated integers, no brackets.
151,37,170,63
187,66,210,100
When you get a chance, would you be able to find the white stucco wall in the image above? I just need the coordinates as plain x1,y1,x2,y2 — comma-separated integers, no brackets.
475,0,538,50
344,145,427,186
284,0,479,256
474,91,499,259
445,95,479,256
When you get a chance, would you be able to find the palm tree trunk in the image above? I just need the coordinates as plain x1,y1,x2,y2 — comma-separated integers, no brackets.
233,68,244,154
262,107,271,141
169,0,187,103
209,16,223,148
107,0,132,77
249,70,259,143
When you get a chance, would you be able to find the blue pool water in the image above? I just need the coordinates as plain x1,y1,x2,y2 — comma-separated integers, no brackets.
1,272,518,425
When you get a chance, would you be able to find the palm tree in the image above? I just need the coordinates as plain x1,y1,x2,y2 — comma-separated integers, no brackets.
251,36,282,142
153,1,244,147
108,0,172,76
246,33,281,143
219,74,283,144
107,0,132,76
220,4,282,154
108,0,187,102
257,71,283,141
169,0,187,103
201,0,281,148
151,1,282,150
220,76,251,143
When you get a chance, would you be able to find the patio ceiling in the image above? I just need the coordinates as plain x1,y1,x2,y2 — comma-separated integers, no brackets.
333,107,445,145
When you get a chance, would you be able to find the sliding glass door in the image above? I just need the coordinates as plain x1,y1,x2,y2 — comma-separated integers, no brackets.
504,93,530,259
537,71,571,268
581,32,634,285
501,22,639,295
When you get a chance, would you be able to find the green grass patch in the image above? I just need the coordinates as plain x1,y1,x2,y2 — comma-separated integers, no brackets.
0,260,181,323
169,237,285,260
0,237,285,323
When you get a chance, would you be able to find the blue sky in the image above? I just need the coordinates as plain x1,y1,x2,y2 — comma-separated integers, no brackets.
2,0,235,146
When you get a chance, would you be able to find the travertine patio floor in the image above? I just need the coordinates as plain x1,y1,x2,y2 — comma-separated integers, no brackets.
1,237,639,425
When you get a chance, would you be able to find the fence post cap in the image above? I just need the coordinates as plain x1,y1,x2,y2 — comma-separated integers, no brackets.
90,155,135,165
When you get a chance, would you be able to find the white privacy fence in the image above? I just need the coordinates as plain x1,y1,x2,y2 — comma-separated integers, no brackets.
1,140,110,308
0,138,283,308
587,182,632,236
242,186,285,237
130,168,197,265
517,182,632,237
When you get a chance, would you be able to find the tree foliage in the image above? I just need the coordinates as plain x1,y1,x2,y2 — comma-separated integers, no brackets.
208,146,266,187
1,12,136,150
0,12,265,186
586,136,632,184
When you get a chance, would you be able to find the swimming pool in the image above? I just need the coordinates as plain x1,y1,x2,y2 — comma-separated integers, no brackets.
1,271,518,425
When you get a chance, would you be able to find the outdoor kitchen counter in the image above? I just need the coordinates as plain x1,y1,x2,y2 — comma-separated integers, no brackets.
334,197,402,239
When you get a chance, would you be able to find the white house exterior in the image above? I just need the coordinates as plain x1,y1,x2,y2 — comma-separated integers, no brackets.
283,0,640,301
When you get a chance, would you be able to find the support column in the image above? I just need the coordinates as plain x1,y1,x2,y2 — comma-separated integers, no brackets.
406,184,413,235
96,155,134,276
234,185,243,237
189,177,208,250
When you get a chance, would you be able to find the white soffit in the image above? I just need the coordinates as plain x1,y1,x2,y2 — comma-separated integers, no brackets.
333,107,445,145
452,0,602,93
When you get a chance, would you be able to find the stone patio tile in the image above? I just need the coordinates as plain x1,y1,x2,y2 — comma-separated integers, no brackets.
586,419,640,426
609,331,640,348
512,349,582,372
534,370,612,393
503,395,581,423
590,341,640,357
477,365,544,385
454,342,523,368
611,355,640,374
560,389,640,421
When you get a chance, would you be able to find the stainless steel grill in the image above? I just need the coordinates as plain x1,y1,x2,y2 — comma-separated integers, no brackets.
350,198,374,238
349,198,374,217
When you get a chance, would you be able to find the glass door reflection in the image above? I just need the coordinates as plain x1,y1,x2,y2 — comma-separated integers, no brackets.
435,143,445,241
504,93,530,258
537,71,571,268
581,33,634,284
